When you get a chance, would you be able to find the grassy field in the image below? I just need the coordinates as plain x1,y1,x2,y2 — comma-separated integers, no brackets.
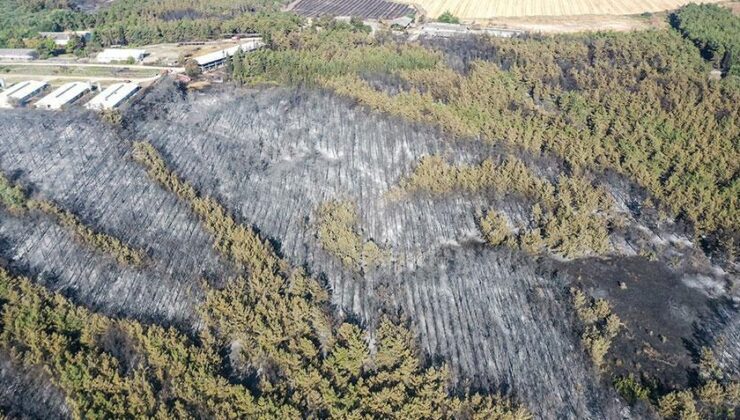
409,0,725,19
0,64,160,79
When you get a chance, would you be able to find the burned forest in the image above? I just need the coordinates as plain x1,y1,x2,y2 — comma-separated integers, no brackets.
1,2,739,418
0,78,735,418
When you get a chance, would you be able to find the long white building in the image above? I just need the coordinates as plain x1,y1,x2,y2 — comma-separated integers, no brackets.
85,82,139,110
0,80,48,108
0,48,38,61
96,48,146,63
36,82,92,110
194,39,264,70
38,31,93,46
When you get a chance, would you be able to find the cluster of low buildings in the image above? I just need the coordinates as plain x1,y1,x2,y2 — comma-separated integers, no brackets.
1,32,265,70
0,29,297,112
0,46,147,64
0,80,140,110
0,35,268,111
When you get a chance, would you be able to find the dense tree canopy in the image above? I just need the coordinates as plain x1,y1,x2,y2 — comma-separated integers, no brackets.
0,0,300,49
672,4,740,76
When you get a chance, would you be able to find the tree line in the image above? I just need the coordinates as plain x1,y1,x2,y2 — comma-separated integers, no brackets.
1,0,301,52
672,4,740,77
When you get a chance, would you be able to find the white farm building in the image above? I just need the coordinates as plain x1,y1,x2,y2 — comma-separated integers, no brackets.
193,39,264,70
85,82,139,110
38,31,93,46
0,48,39,61
0,80,48,108
36,82,92,110
96,48,146,63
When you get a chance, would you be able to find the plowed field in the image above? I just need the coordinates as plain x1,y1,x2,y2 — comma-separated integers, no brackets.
408,0,724,19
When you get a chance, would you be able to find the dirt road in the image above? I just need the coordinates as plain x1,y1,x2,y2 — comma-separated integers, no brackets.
0,61,184,72
2,74,161,83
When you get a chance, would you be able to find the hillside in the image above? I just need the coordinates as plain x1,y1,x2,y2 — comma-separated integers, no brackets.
0,2,739,419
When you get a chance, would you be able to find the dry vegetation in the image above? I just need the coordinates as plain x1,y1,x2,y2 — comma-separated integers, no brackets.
396,155,614,258
655,348,740,419
572,284,740,417
316,200,388,272
408,0,725,20
0,6,738,417
571,288,622,371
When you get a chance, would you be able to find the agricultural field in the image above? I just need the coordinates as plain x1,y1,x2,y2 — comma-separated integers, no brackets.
406,0,726,19
0,64,161,81
288,0,414,19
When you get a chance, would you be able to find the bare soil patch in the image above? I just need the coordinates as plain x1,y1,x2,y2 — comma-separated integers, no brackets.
470,14,665,33
406,0,725,20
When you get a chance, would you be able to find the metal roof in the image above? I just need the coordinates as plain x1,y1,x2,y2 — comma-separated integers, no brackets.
85,82,139,110
0,48,38,58
194,39,264,66
0,80,48,108
39,31,92,40
388,16,413,27
421,22,469,34
36,82,91,110
1,80,47,100
96,48,147,63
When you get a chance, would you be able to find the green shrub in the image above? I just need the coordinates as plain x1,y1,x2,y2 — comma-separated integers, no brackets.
614,375,651,405
571,288,621,371
437,11,460,24
479,210,511,247
315,200,388,271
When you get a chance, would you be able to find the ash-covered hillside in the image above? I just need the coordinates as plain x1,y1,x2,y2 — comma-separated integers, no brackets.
0,83,737,418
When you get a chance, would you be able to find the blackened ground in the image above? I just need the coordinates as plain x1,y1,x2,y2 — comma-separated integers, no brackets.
0,349,71,419
562,256,738,392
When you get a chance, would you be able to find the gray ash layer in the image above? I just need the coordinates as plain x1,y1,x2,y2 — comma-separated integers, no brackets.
0,83,736,418
132,86,623,417
0,110,230,328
